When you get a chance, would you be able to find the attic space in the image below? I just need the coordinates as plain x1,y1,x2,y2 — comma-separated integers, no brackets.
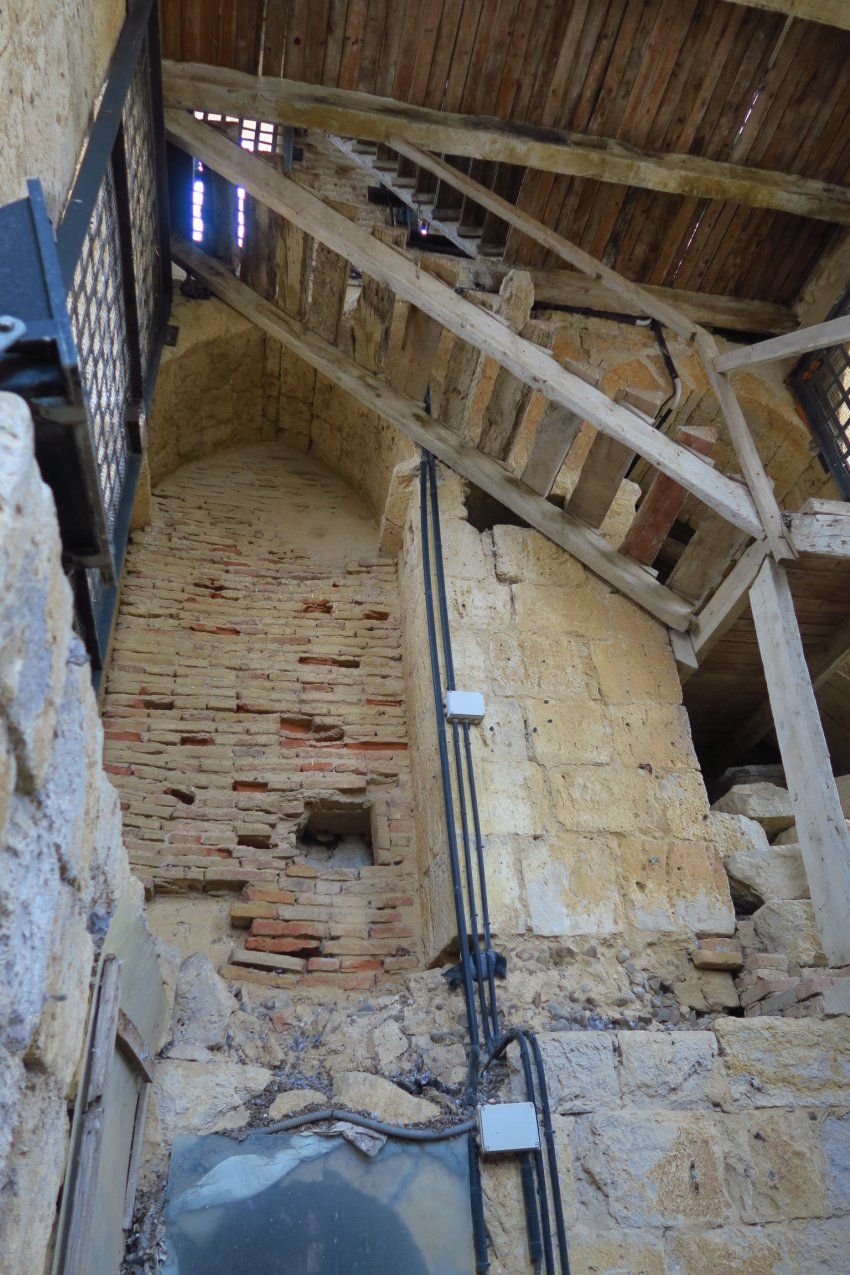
3,3,850,1275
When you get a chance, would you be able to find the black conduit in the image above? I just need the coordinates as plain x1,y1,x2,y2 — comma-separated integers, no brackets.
419,455,481,1090
420,450,572,1273
426,452,498,1048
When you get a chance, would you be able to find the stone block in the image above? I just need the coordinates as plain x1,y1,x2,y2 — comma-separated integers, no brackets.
752,901,825,967
0,1074,68,1275
332,1072,439,1123
711,783,795,837
618,1031,723,1108
725,843,809,906
663,1225,785,1275
472,756,548,837
526,697,612,766
150,1058,272,1146
512,582,610,639
591,638,681,706
521,834,621,937
550,764,661,836
714,1016,850,1108
268,1088,328,1119
708,811,771,858
822,979,850,1016
666,840,736,937
510,1032,618,1115
725,1109,829,1222
26,896,93,1097
0,1045,24,1189
170,952,237,1050
608,703,697,773
492,525,585,588
821,1112,850,1213
573,1111,731,1227
617,836,674,933
478,835,525,934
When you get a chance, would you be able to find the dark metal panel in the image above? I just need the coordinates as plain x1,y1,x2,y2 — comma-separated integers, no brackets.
56,0,156,288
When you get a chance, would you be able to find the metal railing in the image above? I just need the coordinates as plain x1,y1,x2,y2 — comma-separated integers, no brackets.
56,0,172,680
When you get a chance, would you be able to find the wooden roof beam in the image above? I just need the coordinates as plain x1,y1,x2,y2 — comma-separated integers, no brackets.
171,235,694,632
162,63,850,225
714,314,850,373
466,264,795,335
165,110,763,538
721,0,850,31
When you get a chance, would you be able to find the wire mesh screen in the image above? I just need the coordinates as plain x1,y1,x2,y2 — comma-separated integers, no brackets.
124,45,162,378
69,164,131,539
791,294,850,499
68,163,131,615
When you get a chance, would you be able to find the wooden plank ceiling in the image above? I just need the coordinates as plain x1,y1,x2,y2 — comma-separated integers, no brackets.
161,0,850,307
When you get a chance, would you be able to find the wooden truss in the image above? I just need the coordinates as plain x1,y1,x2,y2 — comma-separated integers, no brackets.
166,108,850,964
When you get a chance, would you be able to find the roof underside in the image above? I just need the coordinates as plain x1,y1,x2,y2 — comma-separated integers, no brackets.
161,0,850,307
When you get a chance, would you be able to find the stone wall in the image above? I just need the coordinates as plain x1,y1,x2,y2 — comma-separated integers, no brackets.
147,292,268,487
0,394,136,1273
101,441,422,991
400,466,736,970
0,0,123,222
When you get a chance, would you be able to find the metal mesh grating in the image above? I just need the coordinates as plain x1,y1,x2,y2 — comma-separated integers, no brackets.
791,294,850,499
124,45,161,377
69,161,131,636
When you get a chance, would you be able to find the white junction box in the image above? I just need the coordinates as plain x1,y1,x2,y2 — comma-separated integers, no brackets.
477,1102,540,1154
444,690,485,724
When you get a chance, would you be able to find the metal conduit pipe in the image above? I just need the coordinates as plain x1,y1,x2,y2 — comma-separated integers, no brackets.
426,452,497,1047
420,449,571,1274
419,454,482,1088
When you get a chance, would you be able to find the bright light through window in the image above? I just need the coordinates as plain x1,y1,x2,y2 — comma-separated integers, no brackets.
191,161,205,243
237,186,246,248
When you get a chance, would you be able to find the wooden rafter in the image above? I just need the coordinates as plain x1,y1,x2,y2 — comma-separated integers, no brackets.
165,110,763,537
172,234,693,632
715,314,850,373
163,63,850,225
390,141,699,339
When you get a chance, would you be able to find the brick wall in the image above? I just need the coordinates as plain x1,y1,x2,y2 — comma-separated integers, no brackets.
102,440,422,990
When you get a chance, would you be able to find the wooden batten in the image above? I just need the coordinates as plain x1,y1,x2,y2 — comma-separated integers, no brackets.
566,435,636,530
172,235,694,632
621,426,717,566
521,403,584,497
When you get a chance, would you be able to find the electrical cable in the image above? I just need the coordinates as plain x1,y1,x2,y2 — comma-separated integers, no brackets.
426,452,496,1048
243,1108,477,1141
419,455,481,1091
420,450,572,1273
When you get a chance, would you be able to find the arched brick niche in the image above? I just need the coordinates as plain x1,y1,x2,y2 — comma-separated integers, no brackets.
102,441,422,990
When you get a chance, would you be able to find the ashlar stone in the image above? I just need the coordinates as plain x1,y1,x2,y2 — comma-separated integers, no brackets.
711,783,795,837
510,1032,618,1115
725,843,809,906
574,1110,731,1228
714,1016,850,1108
618,1031,724,1108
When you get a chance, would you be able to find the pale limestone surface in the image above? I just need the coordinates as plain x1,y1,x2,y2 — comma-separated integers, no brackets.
712,782,796,837
726,843,809,906
0,396,140,1274
400,472,735,962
